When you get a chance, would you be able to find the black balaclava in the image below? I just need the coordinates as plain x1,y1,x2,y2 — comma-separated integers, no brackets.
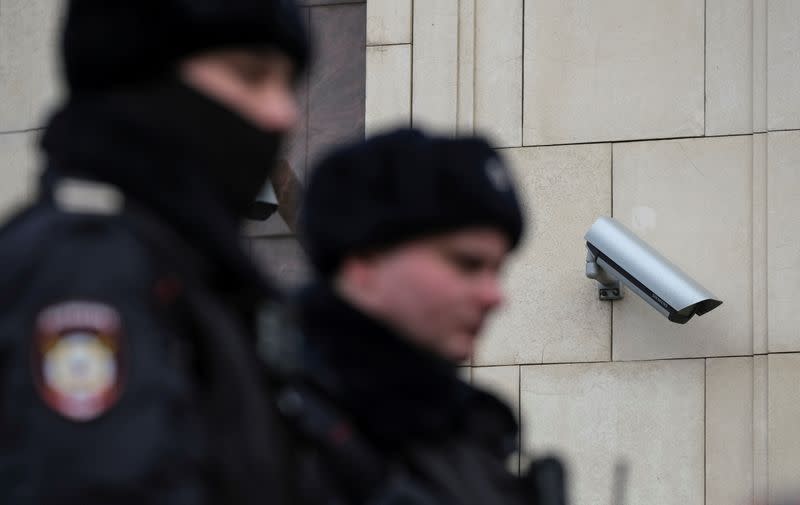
57,0,310,208
41,0,310,298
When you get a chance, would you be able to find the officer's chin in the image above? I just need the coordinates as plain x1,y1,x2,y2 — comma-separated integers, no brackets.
444,332,477,365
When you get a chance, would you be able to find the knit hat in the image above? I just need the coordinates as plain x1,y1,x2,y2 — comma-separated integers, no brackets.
61,0,309,95
300,129,525,276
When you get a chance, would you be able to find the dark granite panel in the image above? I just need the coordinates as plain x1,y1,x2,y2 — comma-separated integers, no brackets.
287,75,309,183
307,4,366,175
244,8,309,237
244,3,366,237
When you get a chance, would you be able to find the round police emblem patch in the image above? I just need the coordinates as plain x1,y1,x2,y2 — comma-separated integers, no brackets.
33,302,124,422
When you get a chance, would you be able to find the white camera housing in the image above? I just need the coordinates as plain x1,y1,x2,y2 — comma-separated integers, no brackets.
585,216,722,324
249,179,280,221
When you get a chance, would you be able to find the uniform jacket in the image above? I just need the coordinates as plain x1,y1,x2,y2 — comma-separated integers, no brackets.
287,282,532,505
0,89,295,504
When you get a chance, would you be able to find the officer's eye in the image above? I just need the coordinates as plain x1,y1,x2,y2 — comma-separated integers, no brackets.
233,60,273,85
220,51,278,86
446,251,486,275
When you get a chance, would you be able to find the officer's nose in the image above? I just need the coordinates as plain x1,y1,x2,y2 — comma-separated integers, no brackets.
478,274,505,312
250,86,299,132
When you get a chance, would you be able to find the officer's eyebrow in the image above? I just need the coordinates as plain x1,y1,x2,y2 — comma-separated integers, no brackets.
440,246,504,275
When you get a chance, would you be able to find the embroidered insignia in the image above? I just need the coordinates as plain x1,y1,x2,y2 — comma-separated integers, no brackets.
32,302,124,422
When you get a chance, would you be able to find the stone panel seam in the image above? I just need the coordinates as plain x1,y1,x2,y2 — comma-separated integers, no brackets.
703,0,708,137
499,131,755,150
409,0,415,124
471,0,477,135
764,0,769,132
760,350,800,357
764,355,768,505
753,130,767,354
471,363,520,369
592,353,766,365
766,128,800,133
305,1,365,6
519,357,707,370
468,0,477,135
751,0,763,132
517,364,522,475
477,358,615,367
456,0,461,133
764,130,768,352
752,355,766,505
704,358,708,505
454,0,476,136
610,143,615,361
520,0,525,147
0,127,44,135
764,353,769,505
482,352,776,369
366,42,413,48
754,354,759,505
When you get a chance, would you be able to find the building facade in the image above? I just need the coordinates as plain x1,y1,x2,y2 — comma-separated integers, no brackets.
1,1,799,504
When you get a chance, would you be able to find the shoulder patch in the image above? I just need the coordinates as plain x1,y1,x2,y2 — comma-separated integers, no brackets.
32,301,125,422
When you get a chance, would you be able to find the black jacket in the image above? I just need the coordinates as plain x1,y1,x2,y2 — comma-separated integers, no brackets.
0,195,296,505
0,89,294,504
286,282,531,505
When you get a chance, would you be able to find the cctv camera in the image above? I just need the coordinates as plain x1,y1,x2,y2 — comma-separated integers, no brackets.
249,179,279,221
584,216,722,324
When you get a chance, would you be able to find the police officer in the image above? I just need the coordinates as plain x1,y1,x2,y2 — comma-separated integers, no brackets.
284,129,566,504
0,0,309,503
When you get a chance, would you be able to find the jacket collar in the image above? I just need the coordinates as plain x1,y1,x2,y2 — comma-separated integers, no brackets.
295,281,518,456
39,90,277,305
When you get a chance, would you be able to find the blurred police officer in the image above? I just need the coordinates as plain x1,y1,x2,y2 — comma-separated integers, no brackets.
0,0,309,503
282,129,566,504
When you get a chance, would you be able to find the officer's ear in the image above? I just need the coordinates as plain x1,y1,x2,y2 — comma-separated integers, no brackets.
336,253,377,290
339,248,398,298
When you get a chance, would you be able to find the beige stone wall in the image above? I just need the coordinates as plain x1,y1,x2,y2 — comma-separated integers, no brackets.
368,1,800,504
0,0,62,219
3,1,799,503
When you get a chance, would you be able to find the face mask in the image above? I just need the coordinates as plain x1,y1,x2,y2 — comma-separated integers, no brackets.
111,77,286,217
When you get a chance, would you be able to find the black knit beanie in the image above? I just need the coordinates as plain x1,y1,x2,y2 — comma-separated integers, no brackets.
61,0,310,95
300,129,525,277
